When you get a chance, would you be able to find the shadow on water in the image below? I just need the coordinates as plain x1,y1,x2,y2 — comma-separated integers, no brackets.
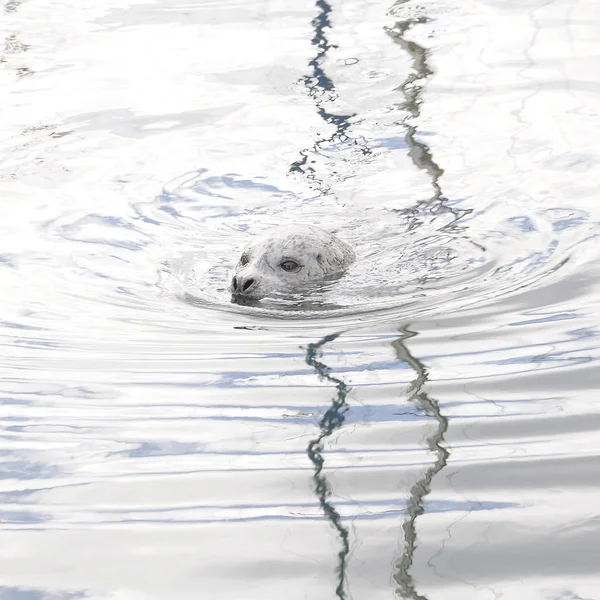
392,327,449,600
304,333,351,600
289,0,370,192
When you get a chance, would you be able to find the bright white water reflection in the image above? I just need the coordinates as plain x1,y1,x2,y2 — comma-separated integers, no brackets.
2,0,600,598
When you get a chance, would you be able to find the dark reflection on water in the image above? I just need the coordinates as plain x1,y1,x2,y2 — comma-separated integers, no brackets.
296,2,453,596
303,325,449,599
386,18,441,200
290,0,370,190
385,8,470,227
304,333,351,600
392,327,449,600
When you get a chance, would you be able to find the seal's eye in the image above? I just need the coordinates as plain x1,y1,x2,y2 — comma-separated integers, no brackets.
280,260,299,272
240,254,249,266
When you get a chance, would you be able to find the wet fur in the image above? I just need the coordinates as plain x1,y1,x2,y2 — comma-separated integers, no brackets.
230,224,355,300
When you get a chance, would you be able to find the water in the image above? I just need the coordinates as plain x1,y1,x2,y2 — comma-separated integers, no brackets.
2,0,600,598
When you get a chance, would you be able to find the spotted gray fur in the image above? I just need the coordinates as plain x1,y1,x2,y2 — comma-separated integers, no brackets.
230,224,355,300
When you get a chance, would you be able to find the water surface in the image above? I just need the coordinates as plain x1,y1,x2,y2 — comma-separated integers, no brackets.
2,0,600,599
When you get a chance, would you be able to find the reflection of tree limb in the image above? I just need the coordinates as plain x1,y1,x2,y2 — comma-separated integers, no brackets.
290,0,370,191
392,327,449,600
305,332,351,600
386,15,470,226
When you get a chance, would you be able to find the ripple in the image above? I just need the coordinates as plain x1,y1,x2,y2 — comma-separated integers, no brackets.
3,0,600,597
22,162,593,336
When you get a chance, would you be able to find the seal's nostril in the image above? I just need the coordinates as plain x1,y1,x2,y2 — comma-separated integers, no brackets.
232,276,238,291
242,278,255,292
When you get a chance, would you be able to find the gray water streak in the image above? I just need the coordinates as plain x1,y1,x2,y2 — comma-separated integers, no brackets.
4,0,21,14
385,9,468,227
2,0,28,76
392,327,449,600
304,332,351,600
290,0,370,191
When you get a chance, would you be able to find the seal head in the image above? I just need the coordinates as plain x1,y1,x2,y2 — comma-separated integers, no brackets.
230,224,355,301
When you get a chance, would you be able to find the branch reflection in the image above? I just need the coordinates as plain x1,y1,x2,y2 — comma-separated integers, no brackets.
290,0,370,192
386,8,470,226
392,326,449,600
304,332,351,600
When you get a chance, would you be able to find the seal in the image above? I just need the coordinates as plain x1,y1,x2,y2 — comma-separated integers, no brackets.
230,224,355,300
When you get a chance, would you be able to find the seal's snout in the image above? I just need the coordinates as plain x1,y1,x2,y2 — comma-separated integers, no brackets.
232,274,257,295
